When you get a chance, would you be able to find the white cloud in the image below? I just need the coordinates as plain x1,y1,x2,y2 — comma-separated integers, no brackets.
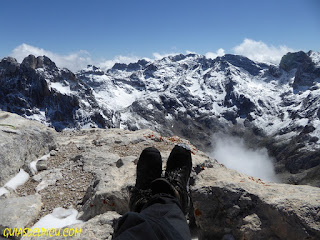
233,38,295,64
210,134,280,182
153,50,207,60
10,43,150,72
152,52,179,60
205,48,225,59
10,43,93,72
9,39,295,72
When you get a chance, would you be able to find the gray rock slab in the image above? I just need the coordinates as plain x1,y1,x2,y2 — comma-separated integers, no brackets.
0,195,42,236
21,211,120,240
79,149,135,220
33,169,63,192
68,211,120,240
36,159,48,172
74,129,156,221
0,111,56,186
191,159,320,240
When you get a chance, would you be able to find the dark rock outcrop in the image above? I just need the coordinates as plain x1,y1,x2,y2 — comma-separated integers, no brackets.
0,55,117,131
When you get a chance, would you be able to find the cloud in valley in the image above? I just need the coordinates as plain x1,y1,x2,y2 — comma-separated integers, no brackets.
210,134,279,182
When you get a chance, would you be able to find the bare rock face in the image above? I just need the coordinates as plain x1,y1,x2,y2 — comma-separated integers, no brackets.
191,159,320,239
0,195,42,235
77,129,164,220
0,111,56,185
68,211,120,240
21,55,58,70
22,211,121,240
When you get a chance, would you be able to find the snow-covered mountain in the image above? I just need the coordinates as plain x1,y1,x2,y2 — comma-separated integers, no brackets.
1,51,319,185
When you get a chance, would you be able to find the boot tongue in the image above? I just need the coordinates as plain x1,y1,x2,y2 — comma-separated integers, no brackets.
151,178,180,199
151,177,190,215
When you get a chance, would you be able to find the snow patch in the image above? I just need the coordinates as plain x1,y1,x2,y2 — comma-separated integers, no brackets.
29,153,51,175
295,118,309,127
4,169,29,191
50,82,72,95
29,207,82,230
25,110,47,123
310,119,320,144
147,103,153,110
309,51,320,67
93,87,142,110
0,187,9,197
165,114,174,120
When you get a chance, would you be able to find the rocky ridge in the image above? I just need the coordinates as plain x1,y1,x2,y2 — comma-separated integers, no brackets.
1,51,320,186
0,111,319,240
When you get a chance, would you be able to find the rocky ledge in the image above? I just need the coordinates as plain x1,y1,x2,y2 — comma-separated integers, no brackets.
0,111,319,240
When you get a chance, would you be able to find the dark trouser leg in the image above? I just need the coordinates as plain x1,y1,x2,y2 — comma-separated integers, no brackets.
113,194,191,240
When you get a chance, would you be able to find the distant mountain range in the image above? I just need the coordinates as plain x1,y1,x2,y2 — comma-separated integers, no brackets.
1,50,319,186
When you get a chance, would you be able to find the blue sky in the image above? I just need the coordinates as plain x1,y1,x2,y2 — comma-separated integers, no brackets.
0,0,319,70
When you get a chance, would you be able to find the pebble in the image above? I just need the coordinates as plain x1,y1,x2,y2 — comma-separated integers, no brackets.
50,150,57,156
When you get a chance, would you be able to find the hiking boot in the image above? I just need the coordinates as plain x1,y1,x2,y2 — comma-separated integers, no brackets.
151,144,192,215
129,147,162,212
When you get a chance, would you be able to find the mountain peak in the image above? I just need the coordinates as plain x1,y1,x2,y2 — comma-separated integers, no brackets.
279,51,312,72
0,57,20,74
215,54,269,75
21,55,57,70
111,58,150,72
